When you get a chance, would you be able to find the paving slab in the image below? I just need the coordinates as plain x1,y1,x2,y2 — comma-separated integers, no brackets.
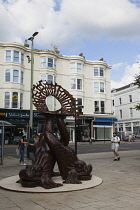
0,150,140,209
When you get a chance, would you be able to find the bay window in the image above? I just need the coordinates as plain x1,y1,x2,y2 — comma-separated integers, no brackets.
5,50,24,64
13,51,19,62
48,58,53,67
6,50,11,62
20,93,23,109
41,57,54,68
41,57,47,67
94,67,104,77
5,92,10,108
4,92,23,109
40,74,54,84
21,71,24,84
71,78,82,90
12,92,18,108
21,53,24,65
70,62,83,73
5,69,11,82
13,70,19,82
5,69,23,84
94,82,105,93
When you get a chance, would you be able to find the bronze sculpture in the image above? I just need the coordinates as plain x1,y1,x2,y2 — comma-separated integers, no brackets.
18,81,92,189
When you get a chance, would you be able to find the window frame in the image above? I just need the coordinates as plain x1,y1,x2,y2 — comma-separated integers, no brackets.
130,107,133,118
4,92,10,108
6,50,11,62
13,51,19,63
129,95,132,102
70,62,83,74
93,67,104,77
4,91,23,109
5,69,11,82
120,110,122,119
71,78,83,90
13,70,19,83
94,82,105,93
94,100,105,113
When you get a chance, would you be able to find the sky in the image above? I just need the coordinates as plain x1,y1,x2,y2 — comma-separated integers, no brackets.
1,0,140,89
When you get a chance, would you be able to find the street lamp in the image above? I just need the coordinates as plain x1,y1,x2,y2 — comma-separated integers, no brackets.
28,31,39,138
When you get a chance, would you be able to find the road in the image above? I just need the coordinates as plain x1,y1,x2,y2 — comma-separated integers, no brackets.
2,141,140,158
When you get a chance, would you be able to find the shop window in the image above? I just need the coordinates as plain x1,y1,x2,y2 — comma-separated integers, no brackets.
5,69,11,82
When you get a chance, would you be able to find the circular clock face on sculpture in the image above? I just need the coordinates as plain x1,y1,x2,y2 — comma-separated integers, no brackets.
32,80,83,117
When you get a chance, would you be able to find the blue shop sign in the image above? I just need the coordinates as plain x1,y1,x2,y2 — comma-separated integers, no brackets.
94,122,112,126
95,117,117,122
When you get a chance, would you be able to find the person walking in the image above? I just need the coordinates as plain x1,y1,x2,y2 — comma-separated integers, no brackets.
19,135,28,165
131,133,135,142
111,132,120,161
29,134,39,156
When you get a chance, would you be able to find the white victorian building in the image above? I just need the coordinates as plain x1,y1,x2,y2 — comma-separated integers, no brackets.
0,41,117,142
111,83,140,135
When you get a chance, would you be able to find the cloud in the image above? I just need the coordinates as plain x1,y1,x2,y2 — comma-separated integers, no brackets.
111,57,140,89
112,62,127,70
0,0,140,49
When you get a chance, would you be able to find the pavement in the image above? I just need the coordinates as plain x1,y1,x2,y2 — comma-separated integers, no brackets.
1,148,140,209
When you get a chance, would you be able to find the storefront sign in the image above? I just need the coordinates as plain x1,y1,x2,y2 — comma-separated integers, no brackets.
0,113,7,117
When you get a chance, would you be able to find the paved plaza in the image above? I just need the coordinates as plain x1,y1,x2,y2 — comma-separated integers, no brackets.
0,147,140,209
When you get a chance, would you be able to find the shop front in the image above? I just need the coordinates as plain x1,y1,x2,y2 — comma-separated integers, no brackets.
0,109,45,142
93,117,117,141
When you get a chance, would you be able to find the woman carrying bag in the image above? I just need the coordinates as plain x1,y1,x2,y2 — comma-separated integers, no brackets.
19,135,28,165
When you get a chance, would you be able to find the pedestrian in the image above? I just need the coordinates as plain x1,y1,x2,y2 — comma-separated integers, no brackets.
19,135,28,165
131,133,135,142
111,132,120,161
28,134,39,157
128,134,131,142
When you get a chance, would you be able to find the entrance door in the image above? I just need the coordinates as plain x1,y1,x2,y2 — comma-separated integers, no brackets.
67,127,75,143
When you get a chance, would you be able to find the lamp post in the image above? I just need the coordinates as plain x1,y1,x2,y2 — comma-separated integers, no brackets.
28,32,39,138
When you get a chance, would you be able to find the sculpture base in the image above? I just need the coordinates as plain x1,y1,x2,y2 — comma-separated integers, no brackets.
0,175,102,193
